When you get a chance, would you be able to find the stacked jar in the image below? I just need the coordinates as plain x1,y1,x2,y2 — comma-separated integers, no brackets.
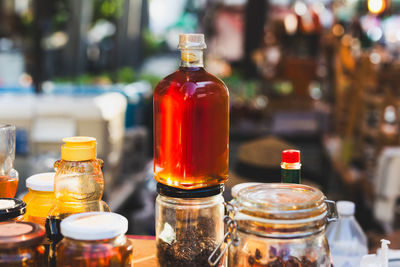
154,33,229,267
56,212,133,266
45,136,111,266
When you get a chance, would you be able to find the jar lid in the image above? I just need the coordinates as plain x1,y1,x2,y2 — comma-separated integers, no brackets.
0,221,45,249
234,183,327,222
26,172,55,192
0,198,26,221
157,183,224,198
61,136,97,161
60,212,128,240
231,183,261,198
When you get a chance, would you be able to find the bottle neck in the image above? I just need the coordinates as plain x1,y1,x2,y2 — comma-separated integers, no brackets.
281,162,301,184
180,49,204,68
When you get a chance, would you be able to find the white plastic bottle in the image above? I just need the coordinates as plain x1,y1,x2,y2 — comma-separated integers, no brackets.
326,201,368,267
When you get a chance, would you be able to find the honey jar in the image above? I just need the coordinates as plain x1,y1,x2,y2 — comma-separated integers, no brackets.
56,212,133,266
23,172,56,227
0,221,45,266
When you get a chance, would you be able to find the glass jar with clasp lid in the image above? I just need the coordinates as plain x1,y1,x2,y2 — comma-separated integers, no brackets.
208,183,338,267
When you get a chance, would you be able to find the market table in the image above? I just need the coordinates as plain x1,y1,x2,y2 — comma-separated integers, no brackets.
130,236,156,266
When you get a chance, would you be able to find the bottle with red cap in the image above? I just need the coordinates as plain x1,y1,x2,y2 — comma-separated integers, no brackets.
281,149,301,184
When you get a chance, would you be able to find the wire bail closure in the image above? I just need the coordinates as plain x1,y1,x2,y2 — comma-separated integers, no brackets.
325,199,338,223
208,203,240,266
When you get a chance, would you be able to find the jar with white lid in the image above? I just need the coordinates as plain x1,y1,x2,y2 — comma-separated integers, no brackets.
212,183,337,267
23,172,56,227
56,212,133,266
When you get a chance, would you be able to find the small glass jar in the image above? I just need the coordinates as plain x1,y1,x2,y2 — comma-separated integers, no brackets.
0,221,45,266
56,212,133,266
23,172,56,227
156,183,226,267
224,183,337,267
0,198,26,222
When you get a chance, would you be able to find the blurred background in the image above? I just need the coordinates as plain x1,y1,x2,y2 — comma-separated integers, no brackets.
1,0,400,249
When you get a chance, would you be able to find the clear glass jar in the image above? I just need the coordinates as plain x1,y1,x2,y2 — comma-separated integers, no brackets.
225,183,337,267
0,198,26,222
0,124,18,198
156,183,226,267
56,212,133,266
23,173,56,227
0,221,45,266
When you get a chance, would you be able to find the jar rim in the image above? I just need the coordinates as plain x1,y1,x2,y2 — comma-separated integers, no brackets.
0,221,45,248
0,198,26,221
233,183,327,221
157,183,224,198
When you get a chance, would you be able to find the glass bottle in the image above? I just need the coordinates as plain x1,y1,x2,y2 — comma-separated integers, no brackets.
221,183,337,267
0,124,18,198
326,201,368,267
154,33,229,190
281,149,301,184
23,172,56,227
56,212,133,267
0,221,45,266
46,137,110,266
156,183,226,267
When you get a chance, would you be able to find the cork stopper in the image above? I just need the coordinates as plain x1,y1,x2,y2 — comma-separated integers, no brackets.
178,34,207,50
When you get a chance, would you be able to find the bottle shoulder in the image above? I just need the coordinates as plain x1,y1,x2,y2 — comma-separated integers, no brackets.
326,216,368,244
154,68,229,96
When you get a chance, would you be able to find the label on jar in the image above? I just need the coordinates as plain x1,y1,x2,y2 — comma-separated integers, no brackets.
159,222,176,245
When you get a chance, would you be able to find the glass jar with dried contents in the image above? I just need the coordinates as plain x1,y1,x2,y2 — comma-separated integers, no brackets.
156,183,226,267
56,212,133,266
0,221,45,266
222,183,337,267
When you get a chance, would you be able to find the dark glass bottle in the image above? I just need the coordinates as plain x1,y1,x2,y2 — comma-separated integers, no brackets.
281,149,301,184
153,34,229,189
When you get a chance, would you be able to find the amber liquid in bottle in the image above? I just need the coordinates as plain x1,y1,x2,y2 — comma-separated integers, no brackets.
0,175,18,198
154,38,229,189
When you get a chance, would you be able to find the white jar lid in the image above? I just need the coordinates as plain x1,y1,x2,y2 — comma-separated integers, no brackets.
60,212,128,240
26,172,55,192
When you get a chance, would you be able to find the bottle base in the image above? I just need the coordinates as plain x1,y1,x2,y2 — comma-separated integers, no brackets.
155,175,228,190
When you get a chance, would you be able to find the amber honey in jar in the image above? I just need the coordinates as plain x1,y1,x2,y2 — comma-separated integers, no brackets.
0,198,26,222
0,124,18,198
154,33,229,189
0,221,45,266
56,212,133,267
23,172,56,227
46,137,110,266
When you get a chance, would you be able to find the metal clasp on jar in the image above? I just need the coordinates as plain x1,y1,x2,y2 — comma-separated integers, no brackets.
325,199,338,223
208,203,240,266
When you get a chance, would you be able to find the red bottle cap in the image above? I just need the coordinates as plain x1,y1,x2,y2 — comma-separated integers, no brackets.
282,149,300,163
